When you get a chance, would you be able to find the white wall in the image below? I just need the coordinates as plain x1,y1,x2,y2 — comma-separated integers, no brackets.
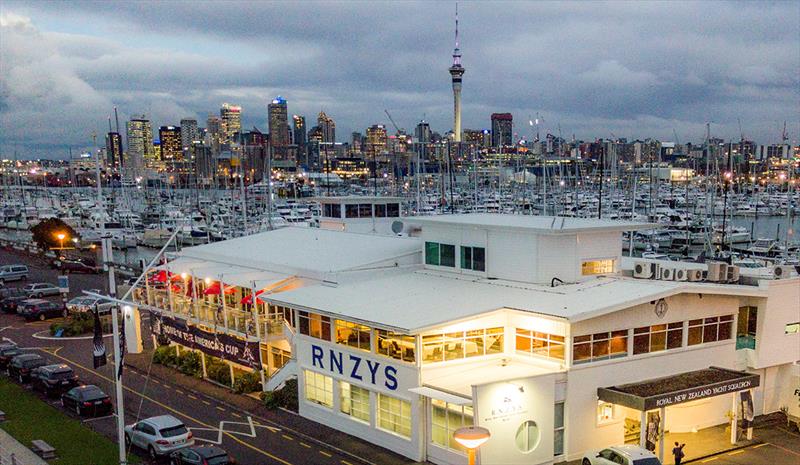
537,235,578,283
753,278,800,369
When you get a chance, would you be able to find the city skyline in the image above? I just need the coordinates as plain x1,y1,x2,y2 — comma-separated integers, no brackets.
1,1,799,159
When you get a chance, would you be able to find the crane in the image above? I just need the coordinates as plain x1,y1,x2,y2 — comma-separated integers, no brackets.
384,109,404,134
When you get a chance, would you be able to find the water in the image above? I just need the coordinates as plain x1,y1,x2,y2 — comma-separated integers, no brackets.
731,215,799,242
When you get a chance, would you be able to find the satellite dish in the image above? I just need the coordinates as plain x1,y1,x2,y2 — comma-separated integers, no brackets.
391,220,404,234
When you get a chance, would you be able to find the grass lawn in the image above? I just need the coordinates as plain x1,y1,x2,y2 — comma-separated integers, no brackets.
0,377,140,465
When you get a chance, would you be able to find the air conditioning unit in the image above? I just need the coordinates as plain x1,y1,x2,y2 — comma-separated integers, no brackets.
660,267,675,281
674,268,688,281
706,262,727,282
633,261,656,279
726,265,740,283
687,269,704,281
773,265,793,279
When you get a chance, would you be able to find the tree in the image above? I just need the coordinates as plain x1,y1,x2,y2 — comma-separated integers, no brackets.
30,218,80,250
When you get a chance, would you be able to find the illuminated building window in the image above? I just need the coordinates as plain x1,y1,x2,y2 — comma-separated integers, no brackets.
304,370,333,408
460,246,486,272
422,327,504,363
431,399,473,451
376,330,416,363
335,320,371,351
340,381,370,423
516,329,565,360
632,322,683,355
688,315,733,346
298,311,331,341
736,306,758,349
377,394,412,438
572,330,628,364
597,401,615,424
271,347,291,371
581,259,615,276
425,242,455,267
785,322,800,334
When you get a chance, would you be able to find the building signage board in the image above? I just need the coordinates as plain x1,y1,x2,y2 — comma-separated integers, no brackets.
151,313,262,370
644,375,760,410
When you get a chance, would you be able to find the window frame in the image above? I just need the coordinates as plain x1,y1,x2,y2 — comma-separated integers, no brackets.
304,370,333,408
377,394,412,439
460,245,486,272
339,381,370,424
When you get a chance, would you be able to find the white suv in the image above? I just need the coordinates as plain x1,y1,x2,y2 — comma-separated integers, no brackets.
582,445,661,465
124,415,194,459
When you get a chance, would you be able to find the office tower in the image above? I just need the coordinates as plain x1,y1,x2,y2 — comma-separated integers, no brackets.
292,115,306,147
366,124,387,158
159,126,182,161
415,121,431,144
308,126,324,143
448,6,464,142
220,103,242,144
206,115,222,154
268,96,290,159
351,132,363,153
125,115,153,171
180,118,198,150
491,113,513,147
105,132,123,168
318,111,336,143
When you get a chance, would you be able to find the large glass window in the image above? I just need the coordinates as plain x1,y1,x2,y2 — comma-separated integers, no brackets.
431,400,473,452
688,315,734,346
633,322,683,355
581,259,615,275
271,347,291,370
516,329,565,361
460,246,486,272
554,402,565,456
323,204,341,218
299,311,331,341
377,330,416,363
422,327,505,363
572,330,627,364
736,306,758,350
377,394,412,438
425,242,455,267
340,381,370,423
335,320,371,351
304,370,333,408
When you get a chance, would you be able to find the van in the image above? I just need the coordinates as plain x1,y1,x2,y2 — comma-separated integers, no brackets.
0,265,29,285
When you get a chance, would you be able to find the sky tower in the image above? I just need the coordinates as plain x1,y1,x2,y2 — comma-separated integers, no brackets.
449,4,464,142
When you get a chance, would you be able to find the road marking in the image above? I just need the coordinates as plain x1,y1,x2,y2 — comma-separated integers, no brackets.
175,389,184,395
82,414,116,423
36,349,295,465
201,400,211,406
231,412,242,418
188,394,198,400
216,406,225,412
763,442,800,456
341,461,355,465
751,443,769,449
299,442,311,449
282,434,293,441
728,450,744,455
0,326,13,332
701,458,718,463
319,451,332,458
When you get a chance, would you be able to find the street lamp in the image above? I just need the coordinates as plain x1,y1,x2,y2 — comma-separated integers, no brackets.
56,233,65,250
453,426,491,465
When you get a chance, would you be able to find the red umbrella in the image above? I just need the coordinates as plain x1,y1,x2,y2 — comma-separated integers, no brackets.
151,270,168,283
240,289,266,305
203,282,221,295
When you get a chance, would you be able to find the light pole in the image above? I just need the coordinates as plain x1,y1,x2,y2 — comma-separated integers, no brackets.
56,233,65,250
453,426,491,465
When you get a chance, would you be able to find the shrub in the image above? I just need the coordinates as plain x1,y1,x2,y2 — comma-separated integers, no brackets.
50,313,96,337
177,351,202,377
261,378,298,411
153,345,178,366
233,370,262,394
205,357,231,386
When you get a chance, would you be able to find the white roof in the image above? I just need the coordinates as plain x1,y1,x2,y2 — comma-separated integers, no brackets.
158,257,291,289
405,214,656,234
176,227,420,278
263,269,768,333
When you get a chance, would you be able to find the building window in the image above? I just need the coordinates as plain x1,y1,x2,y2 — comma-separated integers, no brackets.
460,246,486,272
514,420,541,453
345,204,359,218
377,330,416,363
298,311,331,341
632,322,683,355
572,331,628,364
581,259,615,276
422,327,504,363
271,347,291,370
554,402,565,456
736,306,758,350
377,394,412,438
786,322,800,334
269,304,295,328
323,203,341,218
340,381,370,423
515,329,565,360
597,401,614,424
386,203,400,217
304,370,333,408
335,320,371,351
425,242,455,267
688,315,734,346
431,400,473,452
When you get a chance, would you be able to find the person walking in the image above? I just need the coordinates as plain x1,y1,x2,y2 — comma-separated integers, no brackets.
672,442,686,465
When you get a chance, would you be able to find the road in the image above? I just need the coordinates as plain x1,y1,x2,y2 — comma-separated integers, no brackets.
685,428,800,465
0,248,413,465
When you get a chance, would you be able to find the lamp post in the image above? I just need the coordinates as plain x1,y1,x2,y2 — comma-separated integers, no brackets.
453,426,491,465
56,233,65,250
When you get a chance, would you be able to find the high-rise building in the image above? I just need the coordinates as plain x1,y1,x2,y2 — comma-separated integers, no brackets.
125,115,153,172
308,126,324,143
268,96,290,159
491,113,513,147
159,126,182,161
206,115,222,154
318,111,336,143
415,121,431,144
105,132,123,168
366,124,387,158
292,115,306,147
220,103,242,144
449,6,465,142
180,118,199,151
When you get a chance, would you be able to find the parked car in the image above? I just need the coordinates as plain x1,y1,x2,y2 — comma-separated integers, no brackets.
61,384,113,417
56,258,99,274
125,415,194,459
7,353,48,383
170,445,233,465
0,265,29,285
23,283,61,298
0,346,24,368
19,299,67,321
582,445,662,465
0,287,26,300
31,364,79,396
66,296,114,315
0,340,16,351
0,289,29,314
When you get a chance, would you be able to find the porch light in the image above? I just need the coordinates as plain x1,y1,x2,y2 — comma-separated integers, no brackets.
454,426,490,465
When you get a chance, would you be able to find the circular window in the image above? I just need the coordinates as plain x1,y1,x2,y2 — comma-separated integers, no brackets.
514,420,541,453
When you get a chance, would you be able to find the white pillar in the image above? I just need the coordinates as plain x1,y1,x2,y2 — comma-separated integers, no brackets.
658,406,665,464
730,393,738,444
640,410,647,449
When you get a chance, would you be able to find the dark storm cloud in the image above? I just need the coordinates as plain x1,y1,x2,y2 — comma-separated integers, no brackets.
1,0,798,158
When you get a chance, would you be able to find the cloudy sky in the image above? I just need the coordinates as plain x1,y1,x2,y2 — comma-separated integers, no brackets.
1,1,798,159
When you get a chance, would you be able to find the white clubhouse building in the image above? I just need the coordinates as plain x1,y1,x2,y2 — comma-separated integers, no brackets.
135,201,800,465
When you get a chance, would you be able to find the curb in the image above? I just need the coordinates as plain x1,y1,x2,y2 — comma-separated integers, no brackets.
683,439,762,464
32,330,114,341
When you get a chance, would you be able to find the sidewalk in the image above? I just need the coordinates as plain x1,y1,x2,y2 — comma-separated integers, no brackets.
124,350,426,465
0,428,48,465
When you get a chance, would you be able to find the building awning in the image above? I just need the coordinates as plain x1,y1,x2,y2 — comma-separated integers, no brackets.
409,386,472,406
598,366,760,411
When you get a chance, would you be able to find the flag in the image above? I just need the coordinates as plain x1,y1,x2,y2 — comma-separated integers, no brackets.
92,307,107,369
117,312,126,380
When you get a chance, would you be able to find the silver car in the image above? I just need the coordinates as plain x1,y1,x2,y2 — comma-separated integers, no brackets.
0,265,28,285
124,415,194,459
23,283,60,298
66,296,113,315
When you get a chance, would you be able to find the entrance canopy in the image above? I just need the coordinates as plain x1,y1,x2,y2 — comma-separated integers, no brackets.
598,366,760,411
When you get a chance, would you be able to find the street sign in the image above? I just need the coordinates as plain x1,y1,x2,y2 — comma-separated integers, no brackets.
58,275,69,294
